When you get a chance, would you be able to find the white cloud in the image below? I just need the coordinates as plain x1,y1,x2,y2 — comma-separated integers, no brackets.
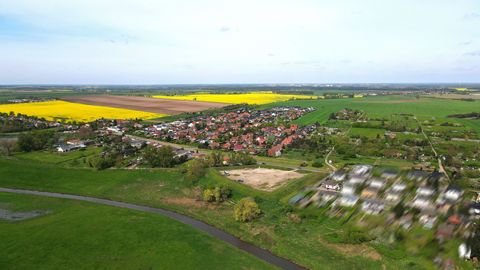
0,0,479,83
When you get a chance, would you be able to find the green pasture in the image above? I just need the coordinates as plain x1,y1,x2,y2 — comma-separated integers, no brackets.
0,192,273,270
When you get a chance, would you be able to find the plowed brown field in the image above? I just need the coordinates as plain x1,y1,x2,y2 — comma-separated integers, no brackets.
62,95,229,115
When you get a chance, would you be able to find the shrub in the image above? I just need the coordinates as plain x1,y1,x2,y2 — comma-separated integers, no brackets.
312,160,324,168
203,186,232,203
234,197,261,222
184,159,208,183
203,189,216,202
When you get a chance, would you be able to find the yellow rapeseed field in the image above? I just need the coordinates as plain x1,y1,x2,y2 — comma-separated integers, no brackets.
0,100,165,122
153,92,319,105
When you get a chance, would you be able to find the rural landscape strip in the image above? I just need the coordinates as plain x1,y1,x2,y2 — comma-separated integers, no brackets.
0,187,305,270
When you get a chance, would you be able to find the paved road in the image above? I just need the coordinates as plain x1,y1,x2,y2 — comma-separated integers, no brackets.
0,187,304,270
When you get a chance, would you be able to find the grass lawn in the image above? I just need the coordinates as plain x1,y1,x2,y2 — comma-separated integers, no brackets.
15,147,101,167
0,192,274,270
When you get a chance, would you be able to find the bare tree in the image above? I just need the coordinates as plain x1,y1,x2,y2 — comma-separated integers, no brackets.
0,139,17,156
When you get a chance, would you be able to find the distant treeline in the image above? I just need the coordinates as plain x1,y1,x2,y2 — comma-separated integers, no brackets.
273,90,314,95
448,112,480,119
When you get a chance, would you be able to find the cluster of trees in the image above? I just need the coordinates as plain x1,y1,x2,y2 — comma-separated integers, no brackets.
207,151,256,167
143,145,178,168
0,112,51,133
329,108,363,121
203,186,232,202
86,154,116,170
0,139,16,156
234,197,261,222
288,134,330,154
17,130,56,152
86,136,141,170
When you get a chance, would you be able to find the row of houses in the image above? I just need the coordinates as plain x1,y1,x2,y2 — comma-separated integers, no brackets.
294,165,480,264
0,112,65,131
143,107,316,157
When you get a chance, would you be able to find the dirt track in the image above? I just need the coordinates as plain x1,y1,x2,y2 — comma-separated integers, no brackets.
62,95,229,115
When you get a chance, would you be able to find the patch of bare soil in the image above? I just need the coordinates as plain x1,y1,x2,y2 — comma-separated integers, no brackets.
318,238,382,261
62,95,229,115
0,208,49,221
225,168,304,191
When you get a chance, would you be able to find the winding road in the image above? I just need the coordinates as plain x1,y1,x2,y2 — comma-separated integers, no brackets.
0,187,304,270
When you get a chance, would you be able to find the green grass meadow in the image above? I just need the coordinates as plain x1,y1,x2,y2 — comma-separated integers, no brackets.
0,192,274,270
269,95,480,133
0,156,460,269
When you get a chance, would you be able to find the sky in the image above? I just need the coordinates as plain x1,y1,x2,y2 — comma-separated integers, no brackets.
0,0,479,84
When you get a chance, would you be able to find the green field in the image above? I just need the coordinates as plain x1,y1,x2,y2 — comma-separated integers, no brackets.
0,156,460,269
270,95,480,133
15,147,101,167
0,192,273,270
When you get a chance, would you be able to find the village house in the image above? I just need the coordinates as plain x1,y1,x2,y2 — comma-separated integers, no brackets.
106,126,124,136
368,178,386,190
361,199,385,215
385,189,402,203
442,186,463,202
336,194,359,207
437,201,454,215
416,186,435,197
267,144,283,157
447,214,462,226
321,180,341,191
341,183,356,195
391,183,407,192
57,144,81,152
407,170,430,182
350,165,372,176
412,195,435,210
312,190,338,206
381,170,398,180
419,209,438,229
469,202,480,217
331,170,347,182
458,243,472,260
346,175,367,185
56,140,86,152
360,187,379,199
